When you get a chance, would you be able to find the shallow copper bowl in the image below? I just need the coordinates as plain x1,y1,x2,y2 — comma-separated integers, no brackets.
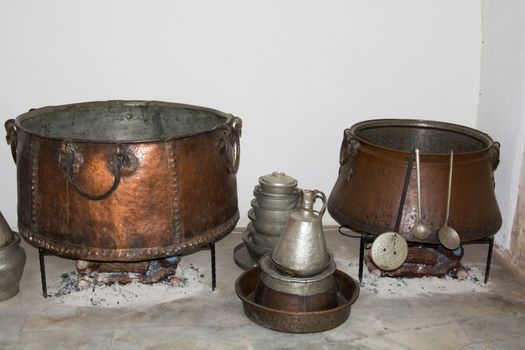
235,266,360,333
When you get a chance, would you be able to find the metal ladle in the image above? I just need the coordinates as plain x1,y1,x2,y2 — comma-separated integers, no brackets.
438,150,461,250
411,148,432,240
371,151,414,271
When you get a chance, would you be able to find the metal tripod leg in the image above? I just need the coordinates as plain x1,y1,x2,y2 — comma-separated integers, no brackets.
359,235,366,282
210,243,216,291
38,248,48,298
485,236,494,284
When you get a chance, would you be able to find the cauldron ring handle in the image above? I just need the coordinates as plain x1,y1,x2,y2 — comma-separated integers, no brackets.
4,119,17,164
491,141,500,171
61,142,125,201
339,129,360,166
226,115,242,174
339,129,360,183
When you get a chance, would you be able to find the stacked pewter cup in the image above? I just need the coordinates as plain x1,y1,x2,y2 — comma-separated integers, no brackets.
234,172,300,269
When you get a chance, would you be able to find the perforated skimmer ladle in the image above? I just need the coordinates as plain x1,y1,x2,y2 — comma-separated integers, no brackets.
371,151,414,271
438,150,461,250
411,149,431,240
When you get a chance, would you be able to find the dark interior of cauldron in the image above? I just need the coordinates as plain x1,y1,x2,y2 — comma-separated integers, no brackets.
20,104,227,141
355,126,488,154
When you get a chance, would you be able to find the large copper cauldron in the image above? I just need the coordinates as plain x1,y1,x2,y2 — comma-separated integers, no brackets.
328,119,501,244
4,101,242,261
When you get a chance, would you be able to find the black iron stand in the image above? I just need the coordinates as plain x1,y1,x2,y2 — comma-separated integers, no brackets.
38,248,50,298
38,242,217,299
465,236,494,284
354,232,495,284
201,242,217,291
357,234,375,283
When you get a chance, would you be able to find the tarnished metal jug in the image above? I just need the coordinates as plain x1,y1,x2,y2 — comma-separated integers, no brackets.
0,212,26,301
271,189,333,277
0,212,14,247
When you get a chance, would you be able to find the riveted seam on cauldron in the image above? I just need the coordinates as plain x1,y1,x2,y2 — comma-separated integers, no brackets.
19,211,239,261
166,141,183,242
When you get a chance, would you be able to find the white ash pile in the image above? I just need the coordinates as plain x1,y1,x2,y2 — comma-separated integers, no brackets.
337,259,488,298
50,262,207,307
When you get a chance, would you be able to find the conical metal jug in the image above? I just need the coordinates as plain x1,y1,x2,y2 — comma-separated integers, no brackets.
271,189,332,277
0,211,26,301
0,211,14,248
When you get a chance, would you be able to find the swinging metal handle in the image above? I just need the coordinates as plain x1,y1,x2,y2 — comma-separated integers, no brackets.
339,129,360,183
490,141,500,171
60,142,134,201
4,119,17,164
225,115,242,174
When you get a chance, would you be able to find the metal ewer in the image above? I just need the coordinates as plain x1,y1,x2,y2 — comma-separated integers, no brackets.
0,212,26,301
271,189,332,277
0,212,14,248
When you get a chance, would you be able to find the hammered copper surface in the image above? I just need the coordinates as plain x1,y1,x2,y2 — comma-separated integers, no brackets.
253,279,338,312
329,119,502,243
5,101,242,261
235,266,360,333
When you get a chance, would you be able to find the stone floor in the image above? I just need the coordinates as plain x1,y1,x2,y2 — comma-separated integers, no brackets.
1,228,525,350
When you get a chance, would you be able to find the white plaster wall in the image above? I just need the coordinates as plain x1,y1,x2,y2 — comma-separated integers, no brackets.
0,1,481,229
477,0,525,249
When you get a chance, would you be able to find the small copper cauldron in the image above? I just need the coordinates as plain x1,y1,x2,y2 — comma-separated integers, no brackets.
328,119,502,244
5,101,242,261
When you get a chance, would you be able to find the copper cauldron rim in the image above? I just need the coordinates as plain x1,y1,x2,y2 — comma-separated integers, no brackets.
12,99,235,144
348,118,496,156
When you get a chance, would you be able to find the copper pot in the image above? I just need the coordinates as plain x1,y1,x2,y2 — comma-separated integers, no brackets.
328,119,502,244
5,100,242,261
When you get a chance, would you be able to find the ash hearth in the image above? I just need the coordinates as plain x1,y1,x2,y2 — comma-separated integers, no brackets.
75,256,181,286
366,245,464,278
51,262,207,307
354,233,494,283
38,244,217,298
